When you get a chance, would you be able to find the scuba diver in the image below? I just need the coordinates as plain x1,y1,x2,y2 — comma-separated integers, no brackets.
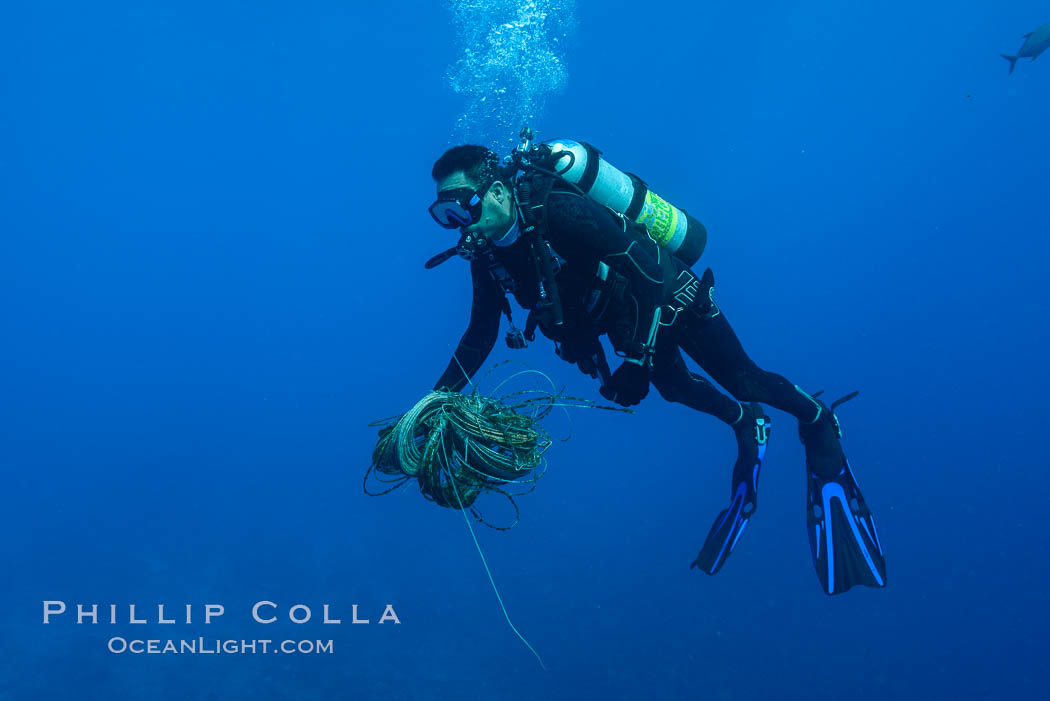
424,132,886,595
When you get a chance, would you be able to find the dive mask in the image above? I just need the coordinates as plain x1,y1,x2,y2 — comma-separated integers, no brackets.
428,183,491,229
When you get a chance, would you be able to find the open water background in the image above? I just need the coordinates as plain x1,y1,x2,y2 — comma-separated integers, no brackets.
3,1,1048,698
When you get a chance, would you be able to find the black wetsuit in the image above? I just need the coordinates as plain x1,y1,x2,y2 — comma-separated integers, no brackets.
434,185,819,426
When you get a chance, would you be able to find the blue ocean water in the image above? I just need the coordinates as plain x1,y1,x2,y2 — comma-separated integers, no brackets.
3,0,1049,698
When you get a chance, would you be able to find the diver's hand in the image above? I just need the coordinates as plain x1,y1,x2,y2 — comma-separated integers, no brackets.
599,361,650,407
556,337,599,378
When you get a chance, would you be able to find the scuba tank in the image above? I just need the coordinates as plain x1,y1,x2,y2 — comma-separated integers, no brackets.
508,131,707,267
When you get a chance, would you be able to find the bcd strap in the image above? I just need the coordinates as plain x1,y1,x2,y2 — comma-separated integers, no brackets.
517,172,555,229
523,309,539,342
694,267,720,320
516,173,564,327
658,247,678,308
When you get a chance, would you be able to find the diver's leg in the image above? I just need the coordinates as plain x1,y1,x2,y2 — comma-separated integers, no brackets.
675,270,886,593
671,277,819,423
651,343,771,576
650,343,741,423
650,342,769,477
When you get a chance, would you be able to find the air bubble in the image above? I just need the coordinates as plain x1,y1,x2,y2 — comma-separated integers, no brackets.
447,0,575,150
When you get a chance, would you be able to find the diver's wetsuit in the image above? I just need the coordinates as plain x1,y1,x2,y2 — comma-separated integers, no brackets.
434,186,819,426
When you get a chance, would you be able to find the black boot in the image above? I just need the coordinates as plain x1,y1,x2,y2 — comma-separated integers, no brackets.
798,395,847,479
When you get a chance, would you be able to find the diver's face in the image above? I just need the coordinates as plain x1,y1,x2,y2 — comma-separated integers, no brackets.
435,171,514,241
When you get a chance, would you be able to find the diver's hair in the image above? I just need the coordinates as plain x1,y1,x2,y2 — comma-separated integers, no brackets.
431,145,501,188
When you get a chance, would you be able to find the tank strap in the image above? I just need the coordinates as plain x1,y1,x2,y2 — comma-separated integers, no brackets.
578,142,602,192
624,173,648,221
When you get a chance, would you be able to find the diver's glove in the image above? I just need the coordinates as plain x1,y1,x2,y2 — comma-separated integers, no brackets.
600,360,650,407
555,334,602,377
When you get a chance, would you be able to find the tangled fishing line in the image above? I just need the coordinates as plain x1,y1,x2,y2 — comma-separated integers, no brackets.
365,366,623,528
365,365,628,669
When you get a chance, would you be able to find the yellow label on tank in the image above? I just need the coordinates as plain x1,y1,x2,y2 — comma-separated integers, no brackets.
635,190,679,247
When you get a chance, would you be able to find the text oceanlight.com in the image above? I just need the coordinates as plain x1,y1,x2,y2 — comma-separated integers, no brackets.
107,638,334,655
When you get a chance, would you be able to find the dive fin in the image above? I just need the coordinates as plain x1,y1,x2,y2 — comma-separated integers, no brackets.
806,457,887,595
692,461,759,574
692,405,769,575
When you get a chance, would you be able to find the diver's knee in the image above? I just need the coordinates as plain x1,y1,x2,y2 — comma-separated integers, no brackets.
656,387,681,403
652,376,682,403
658,370,715,404
721,370,760,402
